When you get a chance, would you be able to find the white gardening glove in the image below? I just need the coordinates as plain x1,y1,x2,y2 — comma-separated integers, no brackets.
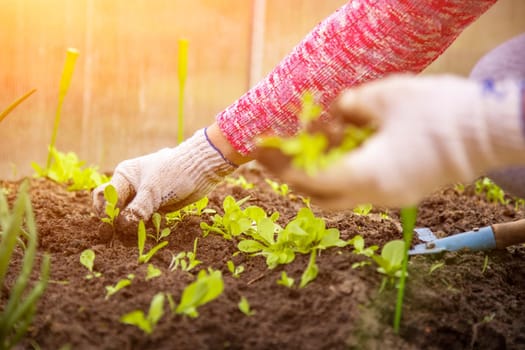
271,74,525,209
92,128,236,231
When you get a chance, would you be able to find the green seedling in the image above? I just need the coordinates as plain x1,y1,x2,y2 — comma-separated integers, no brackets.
300,196,311,208
200,195,255,239
238,206,348,269
259,92,373,176
0,181,50,350
175,268,224,318
429,261,445,275
372,240,405,291
177,39,189,144
166,293,177,313
349,235,378,258
0,88,37,124
265,178,290,197
226,260,244,278
454,182,465,194
169,238,201,272
393,206,417,334
238,296,255,316
475,177,508,205
79,249,101,279
165,196,215,226
353,203,373,216
105,274,134,299
146,264,162,280
137,220,168,264
482,255,489,274
46,48,79,171
32,148,109,191
380,212,390,220
348,235,378,269
299,249,319,288
225,175,254,190
277,271,294,288
514,198,525,211
121,292,165,335
149,212,171,242
101,185,119,228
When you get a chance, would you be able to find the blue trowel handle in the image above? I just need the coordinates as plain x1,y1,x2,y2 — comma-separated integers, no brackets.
433,219,525,252
432,226,496,252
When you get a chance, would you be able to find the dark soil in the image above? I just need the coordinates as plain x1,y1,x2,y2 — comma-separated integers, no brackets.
2,165,525,350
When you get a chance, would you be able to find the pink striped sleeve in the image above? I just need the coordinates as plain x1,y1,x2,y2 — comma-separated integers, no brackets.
216,0,497,155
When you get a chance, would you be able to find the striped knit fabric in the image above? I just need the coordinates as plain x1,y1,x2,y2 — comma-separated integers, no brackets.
216,0,497,155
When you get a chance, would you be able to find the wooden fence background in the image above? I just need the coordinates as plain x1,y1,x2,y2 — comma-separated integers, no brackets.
1,0,524,179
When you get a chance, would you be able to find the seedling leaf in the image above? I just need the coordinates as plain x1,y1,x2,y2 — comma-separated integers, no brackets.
80,249,95,273
277,271,294,288
238,296,255,316
175,269,224,318
300,250,319,288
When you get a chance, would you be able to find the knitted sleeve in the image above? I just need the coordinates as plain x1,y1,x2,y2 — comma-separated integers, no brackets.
215,0,497,155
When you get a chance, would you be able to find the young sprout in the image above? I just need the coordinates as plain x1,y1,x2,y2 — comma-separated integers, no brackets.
238,296,255,316
475,177,508,205
137,220,168,264
226,260,245,278
169,238,201,272
265,178,290,197
277,271,294,288
299,249,319,288
105,274,135,299
120,292,165,335
348,235,378,269
175,269,224,318
165,196,215,226
429,261,445,275
32,148,109,191
349,235,378,258
79,249,102,279
149,212,171,242
225,175,255,190
482,255,489,274
101,185,120,228
372,239,406,291
352,203,373,216
0,181,50,349
146,264,162,280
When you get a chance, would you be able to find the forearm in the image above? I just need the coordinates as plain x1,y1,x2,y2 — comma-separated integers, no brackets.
216,0,497,156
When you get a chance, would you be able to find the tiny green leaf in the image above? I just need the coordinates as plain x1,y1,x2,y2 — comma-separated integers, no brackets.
277,271,294,288
80,249,95,273
105,278,132,299
238,296,255,316
300,250,319,288
146,264,162,280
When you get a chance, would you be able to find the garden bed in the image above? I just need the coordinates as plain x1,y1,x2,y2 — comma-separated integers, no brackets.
3,165,525,350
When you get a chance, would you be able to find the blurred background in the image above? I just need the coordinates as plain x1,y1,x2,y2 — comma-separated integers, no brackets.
1,0,524,179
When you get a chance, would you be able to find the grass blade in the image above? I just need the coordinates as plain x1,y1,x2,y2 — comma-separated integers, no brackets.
0,89,37,124
393,206,417,333
46,48,79,170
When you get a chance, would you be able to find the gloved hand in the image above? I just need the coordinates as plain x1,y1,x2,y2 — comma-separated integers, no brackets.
257,74,525,209
92,128,236,231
